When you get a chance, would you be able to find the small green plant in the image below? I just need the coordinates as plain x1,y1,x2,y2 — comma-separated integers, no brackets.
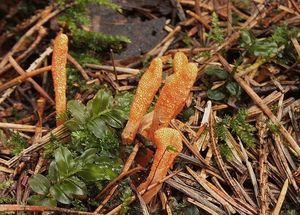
182,33,194,48
240,26,300,63
0,196,15,204
0,179,14,190
66,89,127,140
267,120,280,133
240,29,278,58
217,109,256,150
171,201,200,215
28,146,122,206
119,185,133,215
44,135,61,158
207,12,224,44
205,65,241,101
216,122,234,160
65,88,132,155
66,66,100,100
0,180,15,203
6,133,27,155
219,143,234,160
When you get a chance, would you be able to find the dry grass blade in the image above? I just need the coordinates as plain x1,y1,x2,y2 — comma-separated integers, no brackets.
256,114,269,214
166,178,226,215
8,55,54,105
186,167,236,213
272,179,289,215
0,66,52,92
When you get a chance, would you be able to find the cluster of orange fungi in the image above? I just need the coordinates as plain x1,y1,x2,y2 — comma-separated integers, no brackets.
50,32,198,204
122,52,198,203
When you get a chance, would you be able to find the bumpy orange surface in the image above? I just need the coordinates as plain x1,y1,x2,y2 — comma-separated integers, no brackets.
173,51,188,74
122,58,162,144
52,33,68,126
149,53,198,139
137,128,182,203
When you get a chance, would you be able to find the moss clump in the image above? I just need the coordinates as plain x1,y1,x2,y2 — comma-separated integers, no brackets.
216,109,256,159
56,0,130,63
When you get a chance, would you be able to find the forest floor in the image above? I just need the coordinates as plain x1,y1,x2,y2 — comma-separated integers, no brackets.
0,0,300,214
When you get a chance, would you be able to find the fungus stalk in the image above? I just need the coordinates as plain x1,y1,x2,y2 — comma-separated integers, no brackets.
52,33,68,126
149,52,198,139
137,128,182,203
122,58,162,144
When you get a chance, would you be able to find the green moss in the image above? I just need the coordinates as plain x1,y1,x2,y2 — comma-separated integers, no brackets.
71,29,130,52
57,0,130,54
207,12,224,44
0,179,13,190
70,51,101,65
217,109,256,150
6,133,27,156
267,120,280,133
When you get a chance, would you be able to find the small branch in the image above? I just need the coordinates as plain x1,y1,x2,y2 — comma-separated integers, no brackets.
8,55,55,105
0,122,48,132
85,64,139,75
0,66,51,92
0,26,48,74
256,114,269,214
7,125,69,167
67,54,89,80
94,185,118,213
0,204,96,215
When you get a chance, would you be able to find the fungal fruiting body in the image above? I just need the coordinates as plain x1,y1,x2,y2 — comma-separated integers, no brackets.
137,127,182,203
149,53,198,139
173,51,188,74
52,33,68,126
122,58,162,144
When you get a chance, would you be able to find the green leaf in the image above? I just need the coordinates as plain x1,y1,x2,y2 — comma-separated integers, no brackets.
87,89,112,117
205,65,228,80
54,147,75,179
114,92,133,111
28,195,57,207
181,107,195,122
272,25,289,46
48,161,59,182
78,164,117,181
65,118,84,131
226,82,241,96
67,100,88,124
49,184,71,204
102,109,125,128
87,117,110,138
207,89,226,101
240,29,255,48
58,177,87,197
28,174,51,195
75,148,97,166
252,39,278,57
240,29,278,57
